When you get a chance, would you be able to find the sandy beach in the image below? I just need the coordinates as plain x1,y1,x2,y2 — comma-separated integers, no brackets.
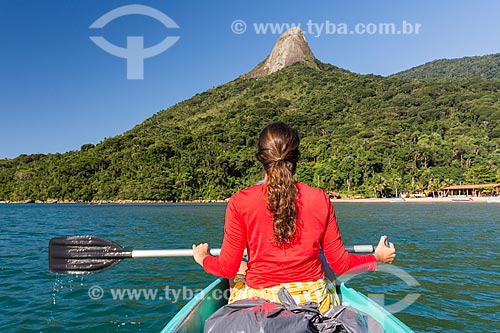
332,197,499,203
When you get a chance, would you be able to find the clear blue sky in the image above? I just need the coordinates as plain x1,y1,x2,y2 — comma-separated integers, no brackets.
1,0,500,158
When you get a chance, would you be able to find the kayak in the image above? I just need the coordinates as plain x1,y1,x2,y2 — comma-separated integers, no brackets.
161,278,414,332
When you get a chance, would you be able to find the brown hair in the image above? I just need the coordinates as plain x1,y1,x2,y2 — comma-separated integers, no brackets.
255,122,300,247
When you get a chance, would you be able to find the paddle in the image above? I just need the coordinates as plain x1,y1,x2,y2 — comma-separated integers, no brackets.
49,236,377,274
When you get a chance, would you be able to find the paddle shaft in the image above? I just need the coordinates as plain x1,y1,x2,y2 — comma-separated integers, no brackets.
131,245,375,258
49,236,379,274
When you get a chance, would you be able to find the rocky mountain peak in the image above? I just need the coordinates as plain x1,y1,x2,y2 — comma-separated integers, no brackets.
245,27,317,78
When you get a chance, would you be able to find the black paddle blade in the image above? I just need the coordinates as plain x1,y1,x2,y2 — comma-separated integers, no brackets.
49,236,132,274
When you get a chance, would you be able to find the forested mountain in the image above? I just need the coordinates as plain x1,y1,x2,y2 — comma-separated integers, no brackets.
391,53,500,82
1,30,499,201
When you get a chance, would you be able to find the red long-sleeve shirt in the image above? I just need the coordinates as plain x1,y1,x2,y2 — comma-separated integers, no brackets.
203,182,377,289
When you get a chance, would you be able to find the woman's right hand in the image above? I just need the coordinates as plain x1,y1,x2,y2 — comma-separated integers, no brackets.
374,235,396,264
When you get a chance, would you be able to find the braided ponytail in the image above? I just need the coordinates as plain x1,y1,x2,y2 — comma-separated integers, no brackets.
255,122,300,247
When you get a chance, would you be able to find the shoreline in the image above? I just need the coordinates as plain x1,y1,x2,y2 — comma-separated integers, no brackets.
1,197,499,204
331,197,498,203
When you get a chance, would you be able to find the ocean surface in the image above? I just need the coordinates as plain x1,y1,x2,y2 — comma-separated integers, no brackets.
1,202,499,332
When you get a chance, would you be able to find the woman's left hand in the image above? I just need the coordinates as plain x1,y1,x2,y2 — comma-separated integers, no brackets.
192,243,211,266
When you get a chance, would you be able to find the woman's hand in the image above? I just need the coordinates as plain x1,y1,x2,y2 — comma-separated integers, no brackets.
374,235,396,264
192,243,211,266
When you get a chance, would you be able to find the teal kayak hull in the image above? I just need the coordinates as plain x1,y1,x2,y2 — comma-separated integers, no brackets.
161,278,414,332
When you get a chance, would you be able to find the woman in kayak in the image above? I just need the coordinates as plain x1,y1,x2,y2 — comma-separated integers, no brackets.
193,122,396,313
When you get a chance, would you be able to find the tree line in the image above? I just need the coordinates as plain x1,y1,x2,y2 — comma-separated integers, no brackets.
1,61,499,201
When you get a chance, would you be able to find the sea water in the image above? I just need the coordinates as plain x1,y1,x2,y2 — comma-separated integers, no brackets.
0,203,498,332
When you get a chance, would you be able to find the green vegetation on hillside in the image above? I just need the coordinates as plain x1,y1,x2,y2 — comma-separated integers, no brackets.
391,53,500,82
1,61,499,201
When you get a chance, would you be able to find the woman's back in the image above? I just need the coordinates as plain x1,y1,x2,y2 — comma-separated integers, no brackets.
230,182,330,288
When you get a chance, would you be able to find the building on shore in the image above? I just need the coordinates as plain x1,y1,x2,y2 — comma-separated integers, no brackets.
443,184,500,197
